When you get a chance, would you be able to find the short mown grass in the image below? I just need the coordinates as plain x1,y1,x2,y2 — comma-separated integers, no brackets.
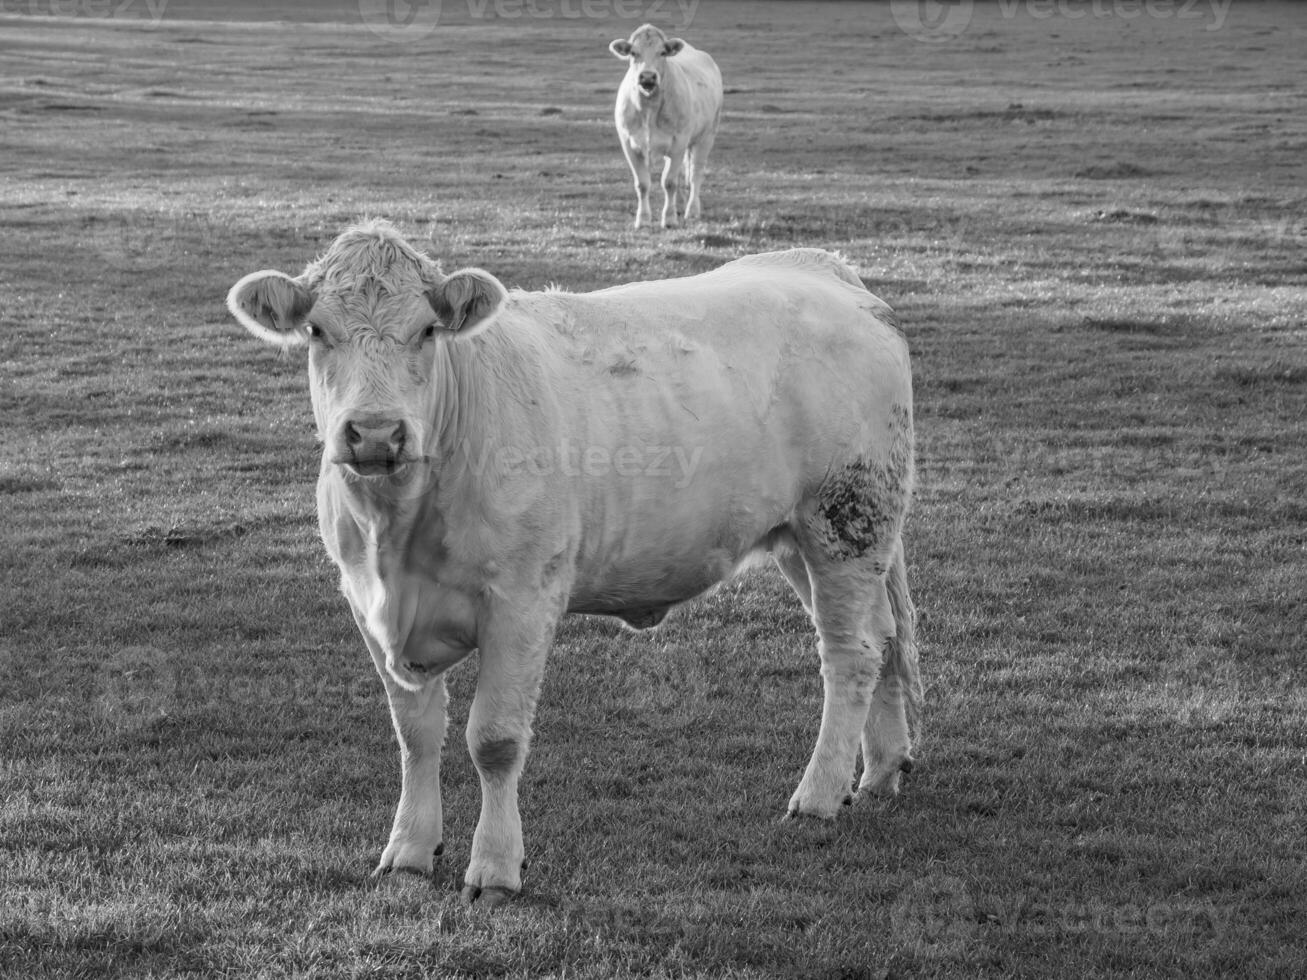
1,2,1305,977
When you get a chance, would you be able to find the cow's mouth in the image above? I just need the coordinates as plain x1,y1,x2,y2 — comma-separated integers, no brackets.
639,81,658,96
337,456,413,479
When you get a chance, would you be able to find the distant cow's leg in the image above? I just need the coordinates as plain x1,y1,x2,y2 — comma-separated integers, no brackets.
858,539,920,798
621,143,653,229
358,622,448,877
660,148,685,229
461,591,565,906
787,552,894,818
683,130,716,222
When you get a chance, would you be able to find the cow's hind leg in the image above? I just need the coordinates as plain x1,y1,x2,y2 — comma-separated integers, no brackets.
683,129,716,222
786,547,895,818
858,537,921,799
660,149,685,229
787,416,916,817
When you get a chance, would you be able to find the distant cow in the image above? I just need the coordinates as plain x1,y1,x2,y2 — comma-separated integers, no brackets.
610,23,723,229
227,221,920,906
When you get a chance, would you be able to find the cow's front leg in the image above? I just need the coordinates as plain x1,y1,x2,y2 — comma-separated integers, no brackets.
375,674,447,876
358,622,448,878
461,596,562,906
621,143,653,229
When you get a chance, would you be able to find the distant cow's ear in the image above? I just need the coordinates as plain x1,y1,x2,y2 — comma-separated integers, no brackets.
663,38,685,56
427,268,507,339
609,39,633,58
227,270,314,347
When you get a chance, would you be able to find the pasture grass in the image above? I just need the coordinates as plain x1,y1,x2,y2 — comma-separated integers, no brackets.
2,1,1305,977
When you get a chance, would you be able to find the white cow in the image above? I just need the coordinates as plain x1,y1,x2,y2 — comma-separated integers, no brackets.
610,23,723,229
227,221,921,906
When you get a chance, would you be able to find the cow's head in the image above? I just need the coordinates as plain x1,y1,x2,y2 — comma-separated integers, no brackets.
227,220,507,480
610,23,686,98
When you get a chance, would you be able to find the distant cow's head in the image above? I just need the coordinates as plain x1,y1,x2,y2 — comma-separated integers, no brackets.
227,221,507,480
610,23,685,98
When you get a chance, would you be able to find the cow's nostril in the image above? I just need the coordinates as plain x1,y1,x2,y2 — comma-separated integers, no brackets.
392,420,407,450
344,422,362,446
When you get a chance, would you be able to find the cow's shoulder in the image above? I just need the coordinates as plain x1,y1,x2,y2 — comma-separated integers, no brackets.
726,248,862,287
722,250,902,334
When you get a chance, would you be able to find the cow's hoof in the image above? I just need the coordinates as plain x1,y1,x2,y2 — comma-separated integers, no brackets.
460,883,517,909
371,864,435,884
372,841,443,881
857,769,903,799
783,806,838,823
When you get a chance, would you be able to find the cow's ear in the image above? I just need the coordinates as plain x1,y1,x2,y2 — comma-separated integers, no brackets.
663,38,685,56
227,270,314,347
427,268,507,340
609,39,633,58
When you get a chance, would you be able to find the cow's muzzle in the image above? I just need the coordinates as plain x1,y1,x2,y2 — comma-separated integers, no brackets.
637,71,658,95
336,418,409,477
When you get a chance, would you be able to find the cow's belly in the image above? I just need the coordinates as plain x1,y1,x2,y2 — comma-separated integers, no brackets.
566,493,785,623
568,546,739,617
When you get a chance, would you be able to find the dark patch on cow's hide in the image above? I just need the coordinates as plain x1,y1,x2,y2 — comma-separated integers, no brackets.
812,404,913,561
608,357,639,377
472,737,521,775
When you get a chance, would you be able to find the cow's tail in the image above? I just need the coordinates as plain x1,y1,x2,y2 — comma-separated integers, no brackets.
884,538,923,740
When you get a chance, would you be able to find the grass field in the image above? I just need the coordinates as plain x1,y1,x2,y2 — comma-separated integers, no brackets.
2,0,1305,976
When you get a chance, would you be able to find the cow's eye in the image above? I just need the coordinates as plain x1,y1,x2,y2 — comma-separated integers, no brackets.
422,323,437,340
306,322,323,339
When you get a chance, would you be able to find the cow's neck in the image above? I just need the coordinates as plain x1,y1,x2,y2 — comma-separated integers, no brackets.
327,320,544,558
